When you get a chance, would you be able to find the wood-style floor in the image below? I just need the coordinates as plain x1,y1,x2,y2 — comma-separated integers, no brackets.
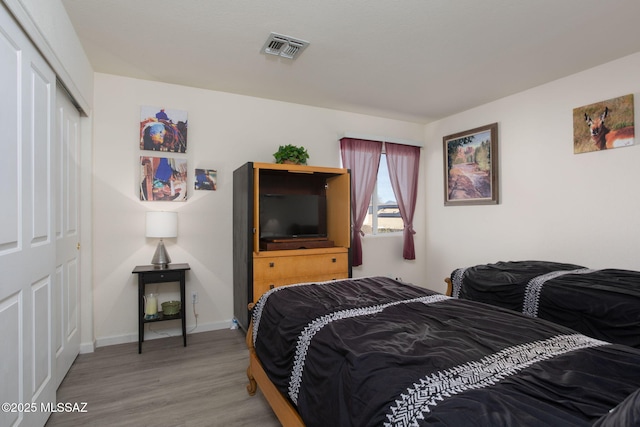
45,329,280,427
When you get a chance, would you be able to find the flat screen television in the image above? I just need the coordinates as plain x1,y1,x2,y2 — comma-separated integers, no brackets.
259,193,327,240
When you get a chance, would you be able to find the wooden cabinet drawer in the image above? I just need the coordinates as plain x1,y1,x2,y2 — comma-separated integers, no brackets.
253,279,289,301
254,252,347,282
253,272,349,302
252,252,349,302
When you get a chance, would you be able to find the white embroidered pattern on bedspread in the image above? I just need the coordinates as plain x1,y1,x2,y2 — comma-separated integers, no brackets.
252,280,336,346
450,268,467,299
288,294,450,404
384,334,607,427
522,268,595,317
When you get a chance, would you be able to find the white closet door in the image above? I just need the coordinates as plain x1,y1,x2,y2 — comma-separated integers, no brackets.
0,4,57,426
54,85,81,388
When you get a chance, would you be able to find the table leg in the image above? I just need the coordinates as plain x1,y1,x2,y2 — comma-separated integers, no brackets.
180,278,187,347
138,279,144,353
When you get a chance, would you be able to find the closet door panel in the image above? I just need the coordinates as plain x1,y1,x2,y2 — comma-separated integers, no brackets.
0,5,57,426
0,293,21,427
0,16,24,427
54,86,81,387
0,10,20,253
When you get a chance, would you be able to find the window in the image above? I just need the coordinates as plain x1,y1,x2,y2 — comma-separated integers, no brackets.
340,136,420,264
363,153,403,235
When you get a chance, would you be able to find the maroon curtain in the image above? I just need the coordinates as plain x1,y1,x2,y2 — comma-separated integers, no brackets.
385,142,420,260
340,138,382,266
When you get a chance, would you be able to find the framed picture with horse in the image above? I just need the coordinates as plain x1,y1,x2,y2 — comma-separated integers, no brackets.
140,105,189,153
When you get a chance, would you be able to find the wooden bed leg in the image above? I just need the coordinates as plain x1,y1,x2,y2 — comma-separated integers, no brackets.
245,313,306,426
246,319,257,396
445,277,452,296
246,365,257,396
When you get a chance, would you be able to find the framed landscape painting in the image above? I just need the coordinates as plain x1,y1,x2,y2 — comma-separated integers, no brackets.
443,123,499,206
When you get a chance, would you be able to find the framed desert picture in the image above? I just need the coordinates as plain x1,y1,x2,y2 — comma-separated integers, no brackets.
573,94,635,154
140,106,188,153
443,123,499,206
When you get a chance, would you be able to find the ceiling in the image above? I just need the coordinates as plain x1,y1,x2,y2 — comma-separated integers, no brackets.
62,0,640,124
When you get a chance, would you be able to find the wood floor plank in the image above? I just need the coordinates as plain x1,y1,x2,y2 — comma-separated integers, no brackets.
45,329,280,427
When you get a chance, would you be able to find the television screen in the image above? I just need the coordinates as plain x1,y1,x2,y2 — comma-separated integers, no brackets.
259,194,327,240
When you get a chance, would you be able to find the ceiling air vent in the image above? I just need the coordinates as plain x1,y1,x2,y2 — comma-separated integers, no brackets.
262,32,309,60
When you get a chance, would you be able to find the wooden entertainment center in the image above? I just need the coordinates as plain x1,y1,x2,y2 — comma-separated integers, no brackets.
232,162,352,330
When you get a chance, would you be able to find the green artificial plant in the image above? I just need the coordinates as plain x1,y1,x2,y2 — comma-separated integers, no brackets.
273,144,310,165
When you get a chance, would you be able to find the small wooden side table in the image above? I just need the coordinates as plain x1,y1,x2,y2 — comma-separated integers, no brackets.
133,263,191,353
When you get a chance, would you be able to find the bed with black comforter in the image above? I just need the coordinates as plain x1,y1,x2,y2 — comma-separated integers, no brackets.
251,276,640,427
450,260,640,348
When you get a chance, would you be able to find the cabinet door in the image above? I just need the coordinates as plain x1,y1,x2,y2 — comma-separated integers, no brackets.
327,173,351,248
233,162,253,330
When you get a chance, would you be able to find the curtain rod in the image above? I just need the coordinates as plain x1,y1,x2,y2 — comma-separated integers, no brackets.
339,132,423,148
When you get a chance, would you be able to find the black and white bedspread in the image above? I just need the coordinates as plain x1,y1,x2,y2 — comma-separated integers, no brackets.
251,276,640,427
451,261,640,348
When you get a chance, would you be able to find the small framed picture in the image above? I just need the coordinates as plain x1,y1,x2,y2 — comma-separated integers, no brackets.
194,168,217,191
443,123,499,206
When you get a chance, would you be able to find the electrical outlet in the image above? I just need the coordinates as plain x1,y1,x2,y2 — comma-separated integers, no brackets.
192,291,198,304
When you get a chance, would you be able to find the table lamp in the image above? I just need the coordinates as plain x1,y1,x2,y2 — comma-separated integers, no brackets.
146,211,178,269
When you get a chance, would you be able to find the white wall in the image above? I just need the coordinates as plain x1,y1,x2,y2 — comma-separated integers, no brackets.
92,73,425,345
424,52,640,294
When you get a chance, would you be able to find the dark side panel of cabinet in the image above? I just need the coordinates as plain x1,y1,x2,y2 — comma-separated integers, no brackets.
233,162,253,330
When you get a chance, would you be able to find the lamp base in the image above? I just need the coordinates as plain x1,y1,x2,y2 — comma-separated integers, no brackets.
151,239,172,269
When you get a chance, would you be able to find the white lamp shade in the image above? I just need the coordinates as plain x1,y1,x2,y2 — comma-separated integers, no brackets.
146,211,178,238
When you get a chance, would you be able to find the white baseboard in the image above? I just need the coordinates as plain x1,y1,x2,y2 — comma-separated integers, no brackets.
94,319,234,349
79,340,96,354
